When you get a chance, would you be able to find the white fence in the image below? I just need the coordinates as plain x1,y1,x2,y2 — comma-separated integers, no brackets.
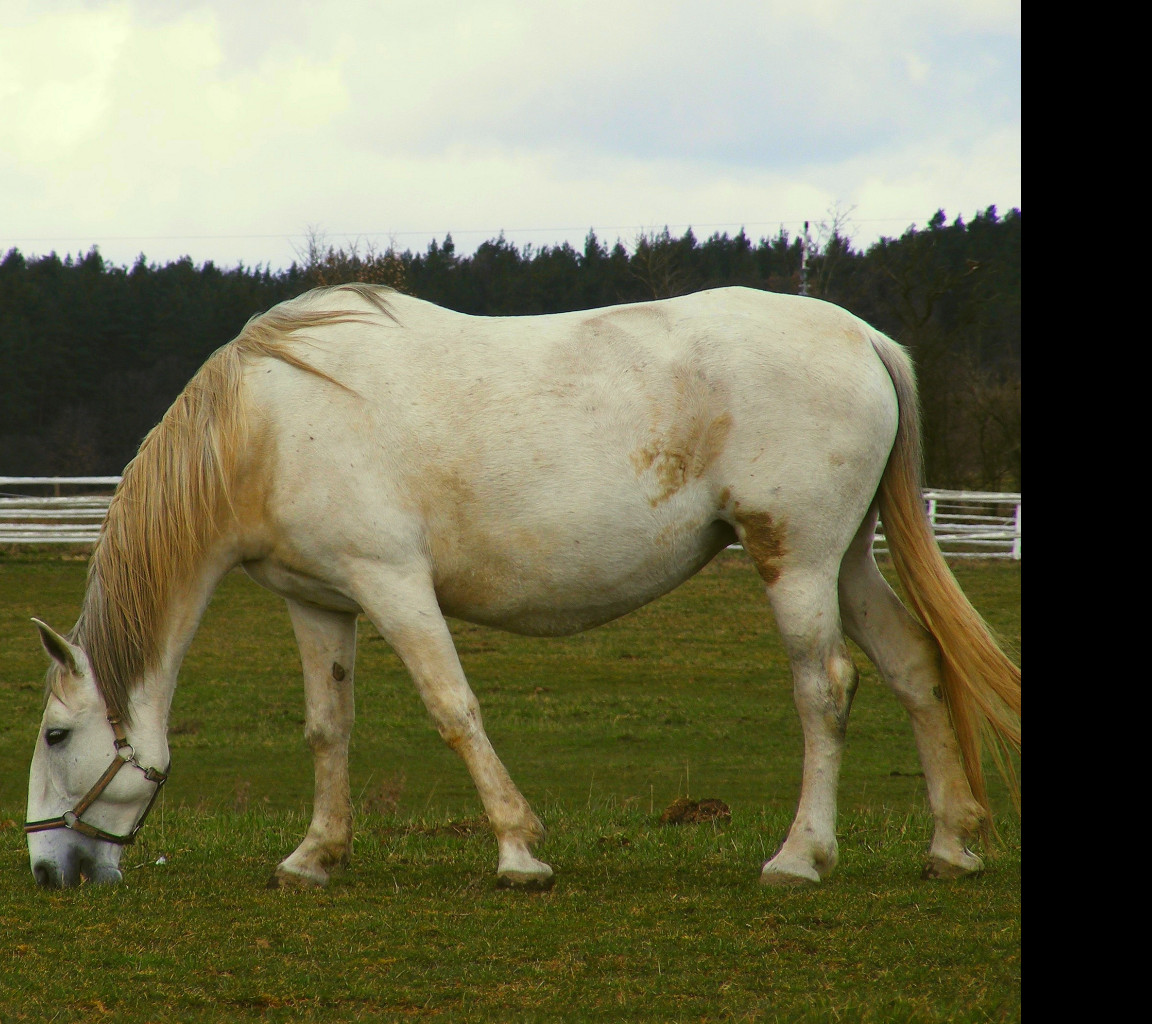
874,489,1021,560
0,477,121,544
1,478,1021,559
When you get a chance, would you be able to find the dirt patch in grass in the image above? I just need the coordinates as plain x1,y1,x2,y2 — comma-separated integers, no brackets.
659,797,731,824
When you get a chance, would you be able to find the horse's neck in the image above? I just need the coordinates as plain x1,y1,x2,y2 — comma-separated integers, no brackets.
121,544,240,729
165,546,238,685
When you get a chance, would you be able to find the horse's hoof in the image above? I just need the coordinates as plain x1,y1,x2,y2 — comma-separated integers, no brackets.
922,853,984,880
496,872,555,891
759,868,820,887
266,866,329,889
759,854,823,886
496,849,553,890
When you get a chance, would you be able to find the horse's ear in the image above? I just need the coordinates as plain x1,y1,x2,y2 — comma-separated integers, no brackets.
32,618,80,676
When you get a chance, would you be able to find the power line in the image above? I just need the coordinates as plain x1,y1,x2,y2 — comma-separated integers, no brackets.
0,216,949,248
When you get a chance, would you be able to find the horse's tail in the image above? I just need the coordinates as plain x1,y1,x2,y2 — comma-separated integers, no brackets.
868,330,1021,830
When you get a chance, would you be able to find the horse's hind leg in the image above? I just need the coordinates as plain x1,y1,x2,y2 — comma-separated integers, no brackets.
838,511,985,878
355,568,553,889
270,600,358,888
757,566,859,885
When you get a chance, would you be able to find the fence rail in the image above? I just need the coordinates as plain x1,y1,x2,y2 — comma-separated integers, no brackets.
0,477,120,544
1,478,1021,559
875,489,1021,560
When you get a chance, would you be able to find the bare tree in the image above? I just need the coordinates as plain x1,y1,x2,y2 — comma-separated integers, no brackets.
295,227,407,291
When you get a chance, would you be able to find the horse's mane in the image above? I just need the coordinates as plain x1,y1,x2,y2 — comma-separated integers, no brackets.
64,285,395,721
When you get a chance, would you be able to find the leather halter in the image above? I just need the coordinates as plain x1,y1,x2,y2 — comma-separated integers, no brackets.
24,715,169,846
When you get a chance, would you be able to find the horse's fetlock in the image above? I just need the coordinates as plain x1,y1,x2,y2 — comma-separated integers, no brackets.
962,804,986,839
943,799,985,844
321,843,351,871
524,810,546,844
813,841,839,874
491,803,544,845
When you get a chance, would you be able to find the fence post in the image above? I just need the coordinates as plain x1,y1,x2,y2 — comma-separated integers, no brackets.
1011,501,1021,561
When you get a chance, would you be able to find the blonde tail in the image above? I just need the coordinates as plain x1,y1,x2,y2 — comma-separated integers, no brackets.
870,332,1021,829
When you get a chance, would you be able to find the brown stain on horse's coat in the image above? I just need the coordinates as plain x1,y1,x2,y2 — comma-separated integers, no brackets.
631,412,733,506
733,506,787,585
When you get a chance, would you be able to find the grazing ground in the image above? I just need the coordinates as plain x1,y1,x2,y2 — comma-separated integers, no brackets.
0,548,1020,1022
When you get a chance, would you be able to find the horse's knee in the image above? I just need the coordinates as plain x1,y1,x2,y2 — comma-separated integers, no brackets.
429,696,484,752
303,719,347,753
302,678,354,753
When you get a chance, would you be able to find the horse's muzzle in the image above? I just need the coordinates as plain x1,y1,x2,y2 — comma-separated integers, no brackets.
32,853,124,887
29,830,125,888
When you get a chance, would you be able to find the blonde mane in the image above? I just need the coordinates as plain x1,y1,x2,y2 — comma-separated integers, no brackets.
67,285,395,721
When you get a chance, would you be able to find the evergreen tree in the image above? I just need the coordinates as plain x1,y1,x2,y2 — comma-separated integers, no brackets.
0,210,1020,487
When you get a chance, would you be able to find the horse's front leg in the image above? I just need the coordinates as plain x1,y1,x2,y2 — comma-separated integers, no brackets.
357,567,553,889
269,600,357,888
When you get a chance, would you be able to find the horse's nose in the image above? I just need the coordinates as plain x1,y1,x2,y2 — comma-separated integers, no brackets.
82,859,124,885
32,851,82,887
32,861,62,888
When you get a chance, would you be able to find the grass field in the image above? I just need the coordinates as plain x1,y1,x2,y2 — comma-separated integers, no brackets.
0,548,1020,1022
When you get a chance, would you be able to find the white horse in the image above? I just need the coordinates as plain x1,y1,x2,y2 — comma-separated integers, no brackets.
25,284,1020,889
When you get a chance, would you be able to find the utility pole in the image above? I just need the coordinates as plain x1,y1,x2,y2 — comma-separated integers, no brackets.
799,220,810,296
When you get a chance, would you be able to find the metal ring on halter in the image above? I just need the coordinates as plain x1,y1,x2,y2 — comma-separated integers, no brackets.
24,715,169,846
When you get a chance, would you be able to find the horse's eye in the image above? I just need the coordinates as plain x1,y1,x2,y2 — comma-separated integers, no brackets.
45,728,70,747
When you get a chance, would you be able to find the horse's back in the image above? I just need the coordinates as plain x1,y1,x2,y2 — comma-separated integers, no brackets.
260,285,898,480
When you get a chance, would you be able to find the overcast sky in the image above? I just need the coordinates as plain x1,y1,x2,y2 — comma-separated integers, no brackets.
0,0,1020,271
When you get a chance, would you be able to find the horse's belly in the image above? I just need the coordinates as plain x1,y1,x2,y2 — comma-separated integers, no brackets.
433,518,736,636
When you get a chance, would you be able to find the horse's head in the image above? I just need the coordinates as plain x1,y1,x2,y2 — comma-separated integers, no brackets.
25,619,169,888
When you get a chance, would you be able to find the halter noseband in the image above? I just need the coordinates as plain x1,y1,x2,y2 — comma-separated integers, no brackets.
24,715,169,846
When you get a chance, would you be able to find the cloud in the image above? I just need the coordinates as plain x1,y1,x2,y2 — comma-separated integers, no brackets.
0,2,129,162
338,0,1020,169
0,0,1020,268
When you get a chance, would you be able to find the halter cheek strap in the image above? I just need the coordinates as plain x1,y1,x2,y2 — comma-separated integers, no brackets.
24,716,169,846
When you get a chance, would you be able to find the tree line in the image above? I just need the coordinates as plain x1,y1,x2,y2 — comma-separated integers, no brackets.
0,207,1019,489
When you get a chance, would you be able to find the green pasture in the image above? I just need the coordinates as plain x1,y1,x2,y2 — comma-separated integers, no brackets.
0,549,1020,1022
